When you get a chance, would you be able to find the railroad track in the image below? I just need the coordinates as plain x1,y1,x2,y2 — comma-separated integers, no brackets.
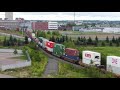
25,32,120,78
38,46,84,69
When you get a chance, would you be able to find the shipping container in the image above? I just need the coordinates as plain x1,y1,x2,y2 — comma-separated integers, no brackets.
62,54,80,61
34,38,40,45
38,37,43,47
53,44,65,57
107,56,120,75
28,38,31,42
32,33,35,37
46,41,55,52
42,38,49,49
65,48,79,56
82,51,101,65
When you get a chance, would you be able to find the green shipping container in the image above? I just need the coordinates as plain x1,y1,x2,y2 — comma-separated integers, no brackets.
38,37,43,43
53,44,65,57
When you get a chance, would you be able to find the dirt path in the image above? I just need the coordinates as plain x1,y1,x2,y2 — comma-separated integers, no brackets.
42,57,58,77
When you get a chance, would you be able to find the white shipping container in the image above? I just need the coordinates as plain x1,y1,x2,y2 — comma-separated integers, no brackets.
28,38,31,42
107,56,120,75
32,33,35,37
82,51,101,65
42,38,49,49
46,47,53,52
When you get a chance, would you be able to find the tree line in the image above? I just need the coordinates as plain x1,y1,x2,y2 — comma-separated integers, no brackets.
3,35,24,47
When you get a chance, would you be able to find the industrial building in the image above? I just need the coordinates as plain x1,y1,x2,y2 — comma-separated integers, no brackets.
32,22,48,30
5,12,13,20
48,21,58,30
0,20,20,30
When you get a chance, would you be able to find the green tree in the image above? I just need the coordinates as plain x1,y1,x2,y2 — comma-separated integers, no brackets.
106,36,109,43
83,37,86,42
9,35,13,42
118,37,120,42
95,36,98,42
94,41,98,47
116,42,119,47
109,41,113,46
9,35,14,46
6,40,10,46
87,37,92,44
78,37,81,41
62,36,65,42
112,36,115,43
51,36,55,42
55,37,59,43
13,38,17,46
3,36,7,46
91,23,96,27
18,39,21,46
115,38,118,43
43,32,46,38
101,41,105,46
84,24,89,28
65,35,68,42
25,36,28,44
47,31,50,34
49,37,52,41
63,41,76,48
69,37,72,41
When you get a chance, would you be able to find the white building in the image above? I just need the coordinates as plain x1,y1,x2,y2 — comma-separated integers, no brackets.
0,20,21,30
103,28,120,33
48,21,58,30
5,12,13,20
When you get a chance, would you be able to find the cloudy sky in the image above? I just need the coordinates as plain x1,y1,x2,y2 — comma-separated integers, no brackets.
1,12,120,20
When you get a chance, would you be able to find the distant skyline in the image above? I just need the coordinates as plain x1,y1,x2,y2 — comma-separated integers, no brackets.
1,12,120,20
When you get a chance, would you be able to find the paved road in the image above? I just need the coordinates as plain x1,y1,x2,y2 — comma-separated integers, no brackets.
43,57,58,77
0,74,15,78
0,32,24,39
0,49,22,54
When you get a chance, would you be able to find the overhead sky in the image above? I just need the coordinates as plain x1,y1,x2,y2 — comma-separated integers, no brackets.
1,12,120,20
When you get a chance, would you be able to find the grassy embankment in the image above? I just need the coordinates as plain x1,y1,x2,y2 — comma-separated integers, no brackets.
0,43,48,78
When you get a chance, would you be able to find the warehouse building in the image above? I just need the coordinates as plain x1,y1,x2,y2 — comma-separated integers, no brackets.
32,22,48,30
5,12,13,20
48,21,58,30
0,20,23,30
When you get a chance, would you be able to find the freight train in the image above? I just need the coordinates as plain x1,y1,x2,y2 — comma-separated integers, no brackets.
25,30,120,76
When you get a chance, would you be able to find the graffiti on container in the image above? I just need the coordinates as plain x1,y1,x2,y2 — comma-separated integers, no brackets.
112,58,118,64
85,53,91,58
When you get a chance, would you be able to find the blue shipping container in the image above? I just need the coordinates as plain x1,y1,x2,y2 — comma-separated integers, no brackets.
63,54,79,61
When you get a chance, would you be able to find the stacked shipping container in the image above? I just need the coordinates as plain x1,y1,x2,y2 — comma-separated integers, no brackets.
107,56,120,75
46,41,55,52
53,44,65,57
42,38,49,49
38,37,43,47
82,51,101,65
63,48,80,61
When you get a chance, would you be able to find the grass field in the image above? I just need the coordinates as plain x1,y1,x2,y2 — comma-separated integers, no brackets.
59,31,120,40
45,62,114,78
77,46,120,57
0,30,24,36
0,46,48,78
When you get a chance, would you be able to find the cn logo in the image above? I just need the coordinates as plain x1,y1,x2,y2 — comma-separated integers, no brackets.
112,58,118,64
85,53,91,58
